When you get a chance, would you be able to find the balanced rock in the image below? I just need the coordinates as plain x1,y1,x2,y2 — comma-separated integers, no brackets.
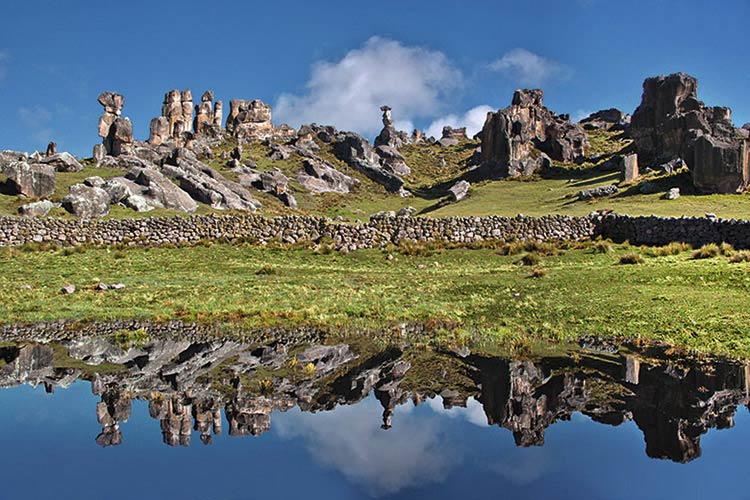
480,89,589,177
629,72,749,193
374,105,409,149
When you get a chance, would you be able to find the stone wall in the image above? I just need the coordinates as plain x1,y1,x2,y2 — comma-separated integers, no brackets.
0,213,749,250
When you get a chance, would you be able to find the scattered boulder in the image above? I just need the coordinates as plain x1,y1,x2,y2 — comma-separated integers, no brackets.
665,187,681,200
2,161,55,198
375,145,411,175
18,200,60,217
629,72,749,193
62,184,111,218
297,157,359,194
480,89,589,177
578,184,619,200
448,180,470,201
60,284,76,295
124,167,198,213
239,168,297,208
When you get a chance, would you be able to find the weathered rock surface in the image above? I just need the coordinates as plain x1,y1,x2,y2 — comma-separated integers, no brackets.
39,152,83,172
297,157,359,194
621,153,639,182
18,200,60,217
97,92,133,157
239,169,297,208
226,100,274,142
62,184,111,218
480,89,589,177
2,161,55,198
439,126,468,147
580,109,631,131
333,132,406,194
578,184,619,200
448,180,470,201
629,72,749,194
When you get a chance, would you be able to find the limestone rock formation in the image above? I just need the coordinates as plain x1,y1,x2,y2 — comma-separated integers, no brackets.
2,161,55,198
226,99,274,142
96,92,133,157
480,89,589,177
374,105,409,149
148,117,170,146
439,126,468,147
297,157,359,194
629,72,749,194
161,89,194,138
62,184,111,218
39,152,83,172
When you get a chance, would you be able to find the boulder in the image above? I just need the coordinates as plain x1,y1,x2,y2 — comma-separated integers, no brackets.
578,184,619,200
18,200,60,217
448,180,470,201
125,167,198,213
333,132,405,193
665,187,681,200
480,89,589,177
62,184,111,218
297,157,359,194
148,117,170,146
39,152,83,172
225,99,274,142
629,73,749,193
375,145,411,175
108,118,134,156
2,161,55,198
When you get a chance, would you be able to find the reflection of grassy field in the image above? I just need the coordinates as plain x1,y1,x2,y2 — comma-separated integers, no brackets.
2,240,749,356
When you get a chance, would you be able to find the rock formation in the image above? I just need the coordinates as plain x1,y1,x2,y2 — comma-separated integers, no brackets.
580,109,631,131
225,99,274,142
439,126,468,147
1,160,55,198
374,105,408,149
629,72,749,194
62,183,111,218
96,92,133,157
297,157,359,194
480,89,589,177
193,90,223,137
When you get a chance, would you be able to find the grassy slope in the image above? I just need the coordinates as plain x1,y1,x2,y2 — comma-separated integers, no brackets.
3,129,748,219
1,241,749,356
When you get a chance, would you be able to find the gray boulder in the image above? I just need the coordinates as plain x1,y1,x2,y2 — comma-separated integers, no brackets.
18,200,61,217
39,152,83,172
125,167,198,213
2,161,55,198
578,184,619,200
62,184,111,218
665,187,681,200
297,158,359,194
448,180,470,201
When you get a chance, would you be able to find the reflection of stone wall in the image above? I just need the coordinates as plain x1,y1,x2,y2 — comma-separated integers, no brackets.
1,213,750,250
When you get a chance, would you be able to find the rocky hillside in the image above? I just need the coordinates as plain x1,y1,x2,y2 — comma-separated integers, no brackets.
1,72,748,220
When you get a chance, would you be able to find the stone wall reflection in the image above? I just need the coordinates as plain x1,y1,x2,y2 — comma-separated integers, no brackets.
0,335,749,463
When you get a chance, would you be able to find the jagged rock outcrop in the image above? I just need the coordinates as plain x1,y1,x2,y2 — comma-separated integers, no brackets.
2,161,55,198
238,168,298,208
96,92,133,157
225,99,274,142
62,183,111,218
333,132,407,195
297,157,359,194
629,72,749,194
580,109,631,131
124,167,198,213
439,126,468,147
480,89,589,177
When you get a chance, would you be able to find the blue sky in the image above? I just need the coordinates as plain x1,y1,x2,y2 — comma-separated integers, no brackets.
2,0,749,157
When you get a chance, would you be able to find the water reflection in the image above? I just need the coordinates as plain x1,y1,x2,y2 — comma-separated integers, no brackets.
1,334,748,466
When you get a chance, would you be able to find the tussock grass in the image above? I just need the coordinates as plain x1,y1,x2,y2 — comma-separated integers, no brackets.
691,243,721,260
619,253,644,265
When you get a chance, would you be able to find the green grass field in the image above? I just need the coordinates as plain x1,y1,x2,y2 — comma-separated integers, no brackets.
2,240,749,356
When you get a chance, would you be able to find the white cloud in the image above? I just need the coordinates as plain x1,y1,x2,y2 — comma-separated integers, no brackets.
0,51,10,81
17,105,55,145
489,48,570,87
425,104,494,140
274,398,457,496
275,37,462,136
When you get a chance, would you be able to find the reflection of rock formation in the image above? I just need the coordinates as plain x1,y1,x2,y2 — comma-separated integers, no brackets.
1,334,749,464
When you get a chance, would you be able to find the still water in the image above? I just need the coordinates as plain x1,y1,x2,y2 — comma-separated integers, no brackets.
0,334,748,499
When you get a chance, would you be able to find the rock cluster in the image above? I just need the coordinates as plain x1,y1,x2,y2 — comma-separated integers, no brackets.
225,99,275,142
579,109,631,131
480,89,589,177
96,92,133,158
0,152,55,198
629,72,749,194
193,90,223,135
439,126,468,147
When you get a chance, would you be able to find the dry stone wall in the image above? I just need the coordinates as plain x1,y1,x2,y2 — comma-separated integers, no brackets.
0,213,749,250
